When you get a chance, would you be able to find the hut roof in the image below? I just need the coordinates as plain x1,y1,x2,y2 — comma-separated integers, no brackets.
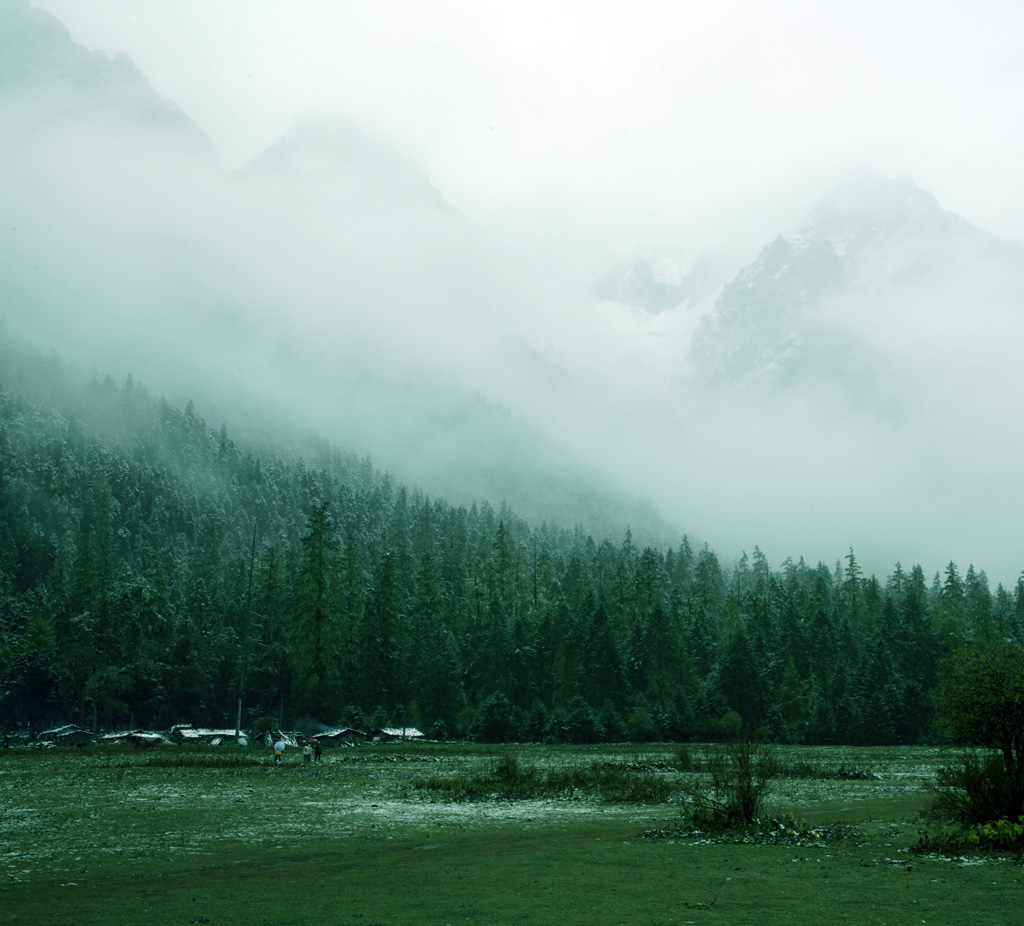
39,725,95,745
168,725,243,743
373,727,424,740
101,731,171,746
315,728,366,745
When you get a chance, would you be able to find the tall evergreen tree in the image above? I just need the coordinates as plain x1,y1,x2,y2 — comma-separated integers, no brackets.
291,501,342,719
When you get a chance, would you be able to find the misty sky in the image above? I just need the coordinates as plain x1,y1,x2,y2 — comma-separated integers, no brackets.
33,0,1024,261
13,0,1024,587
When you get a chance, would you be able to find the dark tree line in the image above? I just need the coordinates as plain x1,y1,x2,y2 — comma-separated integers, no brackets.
2,344,1022,741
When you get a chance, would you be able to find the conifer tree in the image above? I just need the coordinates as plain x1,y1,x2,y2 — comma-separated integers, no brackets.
291,500,342,718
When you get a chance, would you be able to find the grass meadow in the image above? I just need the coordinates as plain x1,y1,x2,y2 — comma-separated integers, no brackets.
1,742,1020,925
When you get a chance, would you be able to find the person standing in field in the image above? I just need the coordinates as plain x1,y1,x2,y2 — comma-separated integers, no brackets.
303,743,312,762
274,739,285,762
313,740,322,761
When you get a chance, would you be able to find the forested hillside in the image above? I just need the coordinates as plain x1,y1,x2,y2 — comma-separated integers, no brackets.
2,340,1021,743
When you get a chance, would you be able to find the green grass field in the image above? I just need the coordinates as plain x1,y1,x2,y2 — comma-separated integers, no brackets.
1,743,1020,925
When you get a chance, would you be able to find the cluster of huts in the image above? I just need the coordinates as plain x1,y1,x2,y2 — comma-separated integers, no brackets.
15,723,425,748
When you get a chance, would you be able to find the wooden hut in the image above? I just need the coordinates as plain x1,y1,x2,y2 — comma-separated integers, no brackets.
39,725,95,746
314,727,367,747
371,726,424,743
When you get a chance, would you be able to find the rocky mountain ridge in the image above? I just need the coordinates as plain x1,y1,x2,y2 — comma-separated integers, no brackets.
0,0,212,155
687,174,1023,390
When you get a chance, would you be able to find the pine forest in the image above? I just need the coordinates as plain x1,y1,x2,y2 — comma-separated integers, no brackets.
2,340,1022,744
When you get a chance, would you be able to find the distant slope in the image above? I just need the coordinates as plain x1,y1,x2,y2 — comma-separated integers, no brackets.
687,174,1024,402
0,0,213,155
248,114,453,211
657,173,1024,585
0,0,678,550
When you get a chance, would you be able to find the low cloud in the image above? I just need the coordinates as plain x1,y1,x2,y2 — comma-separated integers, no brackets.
5,1,1024,587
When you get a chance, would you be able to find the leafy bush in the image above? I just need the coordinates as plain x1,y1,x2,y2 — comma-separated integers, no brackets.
576,761,676,802
627,711,656,742
491,748,535,793
251,716,280,740
471,694,519,743
928,752,1024,827
705,711,743,741
962,816,1024,852
682,738,778,830
427,718,449,741
931,642,1024,827
563,697,605,744
675,744,701,773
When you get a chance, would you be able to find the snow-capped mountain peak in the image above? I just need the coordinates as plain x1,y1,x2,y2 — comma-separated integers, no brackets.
686,174,1021,387
247,115,451,210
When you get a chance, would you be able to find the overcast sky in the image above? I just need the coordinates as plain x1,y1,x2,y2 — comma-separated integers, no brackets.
33,0,1024,263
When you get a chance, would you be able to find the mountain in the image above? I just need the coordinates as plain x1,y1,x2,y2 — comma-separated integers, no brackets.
248,115,452,211
591,255,720,314
687,175,1024,398
0,0,213,157
0,0,676,550
658,173,1024,586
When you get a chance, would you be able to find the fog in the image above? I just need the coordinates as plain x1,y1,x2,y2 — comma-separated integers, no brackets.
5,0,1024,586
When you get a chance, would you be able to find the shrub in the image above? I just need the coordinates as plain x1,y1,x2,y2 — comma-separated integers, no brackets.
584,761,676,802
470,694,518,743
675,744,700,773
627,710,655,743
682,738,778,830
251,716,279,740
522,701,549,742
775,758,875,780
931,641,1024,826
564,696,604,744
455,706,479,738
706,711,743,741
963,816,1024,852
544,707,569,743
491,748,536,794
413,754,677,803
929,752,1024,828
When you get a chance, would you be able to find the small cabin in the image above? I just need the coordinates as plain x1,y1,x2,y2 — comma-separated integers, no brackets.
39,725,95,747
314,727,367,747
100,730,170,747
167,724,243,745
371,727,424,743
